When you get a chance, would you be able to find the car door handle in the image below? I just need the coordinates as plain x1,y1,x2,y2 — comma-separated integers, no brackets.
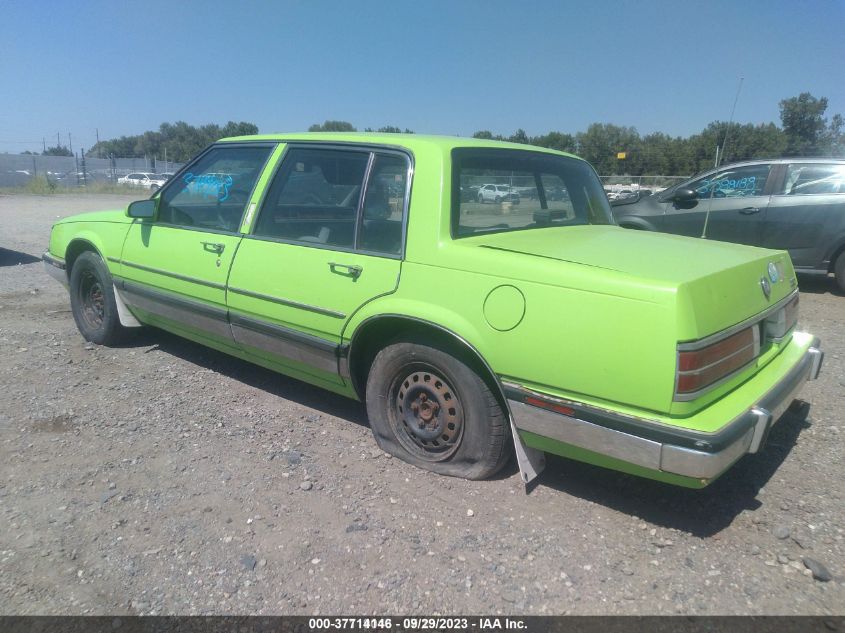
202,241,225,254
739,207,761,215
329,262,363,279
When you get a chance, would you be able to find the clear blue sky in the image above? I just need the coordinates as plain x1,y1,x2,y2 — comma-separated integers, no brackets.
1,0,843,154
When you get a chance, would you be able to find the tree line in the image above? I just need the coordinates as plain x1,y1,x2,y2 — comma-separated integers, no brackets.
473,93,843,176
22,93,842,176
86,121,259,163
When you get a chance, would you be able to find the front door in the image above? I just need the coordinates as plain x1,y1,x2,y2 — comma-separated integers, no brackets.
116,143,275,347
227,145,411,385
662,163,773,245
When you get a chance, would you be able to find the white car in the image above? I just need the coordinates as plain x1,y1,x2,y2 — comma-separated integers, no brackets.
118,173,168,191
476,183,520,204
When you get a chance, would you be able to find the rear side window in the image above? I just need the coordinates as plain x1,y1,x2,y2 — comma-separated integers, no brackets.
781,163,845,195
359,154,408,255
253,148,369,248
452,149,612,237
158,145,273,231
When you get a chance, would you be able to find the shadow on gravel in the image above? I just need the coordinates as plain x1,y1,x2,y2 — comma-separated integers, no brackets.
797,274,843,296
0,247,40,267
533,403,812,537
122,328,370,427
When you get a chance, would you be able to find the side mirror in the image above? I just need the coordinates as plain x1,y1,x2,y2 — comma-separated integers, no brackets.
127,199,157,219
671,187,698,203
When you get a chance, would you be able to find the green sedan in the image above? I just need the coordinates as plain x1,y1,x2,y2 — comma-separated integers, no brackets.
43,133,823,488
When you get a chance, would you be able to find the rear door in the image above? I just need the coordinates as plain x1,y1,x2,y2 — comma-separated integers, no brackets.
763,162,845,269
661,163,773,244
227,144,411,384
116,143,275,347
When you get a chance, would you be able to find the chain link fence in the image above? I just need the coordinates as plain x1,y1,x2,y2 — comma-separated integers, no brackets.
599,175,689,199
0,154,184,188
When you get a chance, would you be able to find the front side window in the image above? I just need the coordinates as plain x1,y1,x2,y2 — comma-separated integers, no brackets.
452,149,612,237
157,144,273,231
781,163,845,195
254,148,369,248
253,147,410,255
687,164,771,198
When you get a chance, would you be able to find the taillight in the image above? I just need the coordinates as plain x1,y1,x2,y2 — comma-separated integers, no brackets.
676,326,759,398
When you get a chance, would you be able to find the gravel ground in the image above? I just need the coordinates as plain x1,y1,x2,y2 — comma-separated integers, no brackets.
1,193,843,616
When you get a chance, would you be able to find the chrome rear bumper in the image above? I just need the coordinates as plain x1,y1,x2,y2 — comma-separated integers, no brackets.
506,336,823,482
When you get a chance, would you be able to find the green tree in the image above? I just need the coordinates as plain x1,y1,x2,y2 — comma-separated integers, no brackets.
779,93,834,156
89,120,260,162
508,129,530,144
576,124,641,175
471,130,496,140
43,145,72,157
308,120,357,132
530,131,576,153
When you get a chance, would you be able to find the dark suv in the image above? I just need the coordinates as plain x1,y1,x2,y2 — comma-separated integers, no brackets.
612,158,845,291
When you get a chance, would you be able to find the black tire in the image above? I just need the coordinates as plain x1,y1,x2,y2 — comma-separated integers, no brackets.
477,193,484,204
835,251,845,293
69,251,129,345
494,196,502,203
365,338,511,479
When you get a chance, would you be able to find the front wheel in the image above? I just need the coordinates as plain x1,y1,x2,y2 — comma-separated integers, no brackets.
69,251,130,345
835,251,845,293
365,339,511,479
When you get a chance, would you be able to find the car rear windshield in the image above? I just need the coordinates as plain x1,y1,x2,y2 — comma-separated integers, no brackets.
452,148,613,237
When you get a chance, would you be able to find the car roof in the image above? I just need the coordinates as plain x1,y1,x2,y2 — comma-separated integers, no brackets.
716,157,845,169
217,132,581,160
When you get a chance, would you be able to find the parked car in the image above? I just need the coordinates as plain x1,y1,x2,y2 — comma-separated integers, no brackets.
477,183,520,204
612,158,845,291
118,172,165,191
43,134,822,488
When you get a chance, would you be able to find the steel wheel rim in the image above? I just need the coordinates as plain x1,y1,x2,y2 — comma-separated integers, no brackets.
389,365,464,461
79,270,105,329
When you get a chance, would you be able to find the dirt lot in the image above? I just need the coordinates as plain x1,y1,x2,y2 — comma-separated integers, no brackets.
1,193,843,616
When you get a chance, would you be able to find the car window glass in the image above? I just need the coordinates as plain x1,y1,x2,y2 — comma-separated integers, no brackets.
158,145,272,232
688,164,771,198
254,148,369,248
453,150,611,237
359,154,408,255
781,164,845,195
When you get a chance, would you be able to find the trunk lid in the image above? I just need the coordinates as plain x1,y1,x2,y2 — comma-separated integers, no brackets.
475,225,796,340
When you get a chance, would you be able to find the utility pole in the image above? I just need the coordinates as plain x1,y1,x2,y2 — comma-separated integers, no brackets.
68,132,73,154
42,137,46,153
57,132,60,148
95,128,100,157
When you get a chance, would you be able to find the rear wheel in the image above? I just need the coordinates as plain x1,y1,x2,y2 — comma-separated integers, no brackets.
365,339,511,479
69,251,129,345
835,251,845,293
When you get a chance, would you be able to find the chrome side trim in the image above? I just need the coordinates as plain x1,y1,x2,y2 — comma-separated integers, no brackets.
116,279,232,339
229,312,339,374
227,286,345,319
677,290,797,351
42,252,66,269
43,253,68,288
114,259,227,291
